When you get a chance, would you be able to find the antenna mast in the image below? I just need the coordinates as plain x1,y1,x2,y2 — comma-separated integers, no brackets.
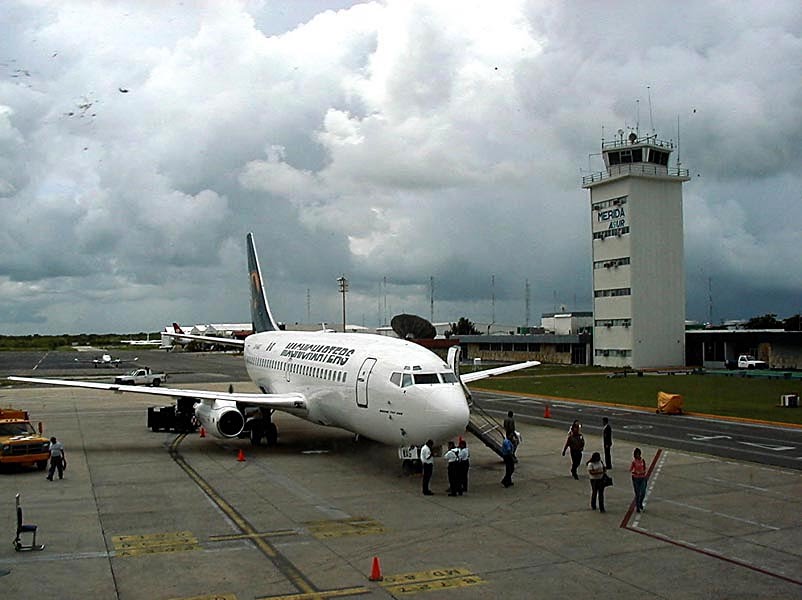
491,274,496,324
429,276,435,323
525,279,530,327
647,85,655,134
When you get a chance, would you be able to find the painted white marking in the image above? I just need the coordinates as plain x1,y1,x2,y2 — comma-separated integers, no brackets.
662,499,779,530
705,476,769,493
622,424,653,431
738,442,795,452
688,434,732,441
32,352,50,370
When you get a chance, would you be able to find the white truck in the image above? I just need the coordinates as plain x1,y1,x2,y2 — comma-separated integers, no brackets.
737,355,768,370
114,367,167,386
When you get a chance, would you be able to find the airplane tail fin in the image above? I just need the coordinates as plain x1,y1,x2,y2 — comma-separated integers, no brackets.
172,323,184,334
247,233,279,333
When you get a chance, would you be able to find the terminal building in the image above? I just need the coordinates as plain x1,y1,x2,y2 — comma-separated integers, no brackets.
582,131,690,368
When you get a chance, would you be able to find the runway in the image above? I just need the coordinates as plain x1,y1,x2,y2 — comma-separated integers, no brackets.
1,352,801,598
471,389,802,471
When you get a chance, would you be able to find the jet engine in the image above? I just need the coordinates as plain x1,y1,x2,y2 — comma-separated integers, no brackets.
194,401,245,438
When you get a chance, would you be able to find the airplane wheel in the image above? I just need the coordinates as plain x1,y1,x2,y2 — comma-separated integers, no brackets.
249,423,264,446
266,423,278,447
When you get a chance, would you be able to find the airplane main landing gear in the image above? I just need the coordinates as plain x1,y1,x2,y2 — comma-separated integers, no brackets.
247,410,278,446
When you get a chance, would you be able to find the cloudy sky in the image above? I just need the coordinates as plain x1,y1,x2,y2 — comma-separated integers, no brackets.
1,0,800,335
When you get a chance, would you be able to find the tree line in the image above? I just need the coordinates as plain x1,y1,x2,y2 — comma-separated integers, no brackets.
0,333,160,351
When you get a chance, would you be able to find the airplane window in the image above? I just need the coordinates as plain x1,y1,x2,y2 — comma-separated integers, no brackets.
342,372,347,383
390,372,402,386
440,372,458,383
414,373,440,385
402,373,413,387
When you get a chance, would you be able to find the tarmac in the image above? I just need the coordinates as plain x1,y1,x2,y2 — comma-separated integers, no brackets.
1,382,801,599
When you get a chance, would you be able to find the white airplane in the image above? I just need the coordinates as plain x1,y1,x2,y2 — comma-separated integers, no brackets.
93,353,122,367
10,234,538,456
73,353,136,368
121,334,161,346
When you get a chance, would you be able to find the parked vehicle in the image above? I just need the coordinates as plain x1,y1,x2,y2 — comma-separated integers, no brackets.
737,354,768,369
114,367,167,386
0,408,51,470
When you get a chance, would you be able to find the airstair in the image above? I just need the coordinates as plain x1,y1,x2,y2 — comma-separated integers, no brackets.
466,399,506,457
447,345,512,460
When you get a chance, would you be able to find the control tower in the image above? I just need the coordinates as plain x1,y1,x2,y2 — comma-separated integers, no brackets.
582,131,690,368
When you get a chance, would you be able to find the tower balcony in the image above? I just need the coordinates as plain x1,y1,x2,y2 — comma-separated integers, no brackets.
582,163,690,187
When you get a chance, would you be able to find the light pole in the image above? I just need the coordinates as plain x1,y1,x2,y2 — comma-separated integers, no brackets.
337,276,348,333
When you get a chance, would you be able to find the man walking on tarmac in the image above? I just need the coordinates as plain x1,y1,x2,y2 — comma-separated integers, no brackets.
501,433,515,487
46,436,66,481
602,417,613,469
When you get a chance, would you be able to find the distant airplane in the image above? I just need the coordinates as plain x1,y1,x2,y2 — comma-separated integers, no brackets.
159,323,192,350
74,353,137,368
11,233,538,456
120,334,161,346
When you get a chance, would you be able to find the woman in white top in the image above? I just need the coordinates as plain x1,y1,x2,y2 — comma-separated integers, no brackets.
586,451,606,512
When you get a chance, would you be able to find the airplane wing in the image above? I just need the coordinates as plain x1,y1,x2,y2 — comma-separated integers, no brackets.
460,360,540,384
167,331,246,348
7,376,306,411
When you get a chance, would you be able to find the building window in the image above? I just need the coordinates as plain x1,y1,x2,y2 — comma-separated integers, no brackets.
594,257,631,269
595,319,632,327
594,288,631,298
595,348,632,357
593,226,630,241
592,197,627,211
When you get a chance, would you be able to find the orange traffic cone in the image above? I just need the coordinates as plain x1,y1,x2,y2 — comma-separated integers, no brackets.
237,449,246,462
199,426,206,438
369,556,383,581
544,404,551,418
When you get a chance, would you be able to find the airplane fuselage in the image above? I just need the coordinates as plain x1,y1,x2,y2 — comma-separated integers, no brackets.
243,330,470,446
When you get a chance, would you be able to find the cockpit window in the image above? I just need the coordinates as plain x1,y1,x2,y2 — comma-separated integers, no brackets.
390,372,402,386
440,372,458,383
402,373,413,387
413,373,440,385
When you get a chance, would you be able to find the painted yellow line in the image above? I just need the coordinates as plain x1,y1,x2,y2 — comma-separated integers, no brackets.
381,567,473,585
168,594,237,600
382,575,485,595
113,531,199,557
208,530,299,542
378,567,486,594
116,544,198,558
254,585,370,600
304,517,384,539
169,436,317,596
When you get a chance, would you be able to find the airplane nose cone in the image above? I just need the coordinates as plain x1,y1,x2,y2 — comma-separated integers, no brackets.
427,388,470,441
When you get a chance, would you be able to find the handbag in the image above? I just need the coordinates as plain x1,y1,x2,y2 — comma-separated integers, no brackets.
601,473,613,487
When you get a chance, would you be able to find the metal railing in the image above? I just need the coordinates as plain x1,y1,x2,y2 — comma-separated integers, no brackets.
583,164,689,185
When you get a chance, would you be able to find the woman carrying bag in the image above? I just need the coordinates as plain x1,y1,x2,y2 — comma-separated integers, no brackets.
586,451,607,513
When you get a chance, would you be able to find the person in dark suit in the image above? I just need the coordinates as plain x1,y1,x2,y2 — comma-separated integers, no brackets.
420,439,434,495
602,417,613,469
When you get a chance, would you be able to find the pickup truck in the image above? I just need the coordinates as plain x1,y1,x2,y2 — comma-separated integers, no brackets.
114,367,167,386
0,408,51,470
737,355,768,370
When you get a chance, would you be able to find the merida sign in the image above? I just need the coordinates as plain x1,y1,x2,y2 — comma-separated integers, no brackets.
597,206,626,230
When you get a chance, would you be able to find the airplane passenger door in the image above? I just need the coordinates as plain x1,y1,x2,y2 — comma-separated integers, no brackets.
355,358,376,408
